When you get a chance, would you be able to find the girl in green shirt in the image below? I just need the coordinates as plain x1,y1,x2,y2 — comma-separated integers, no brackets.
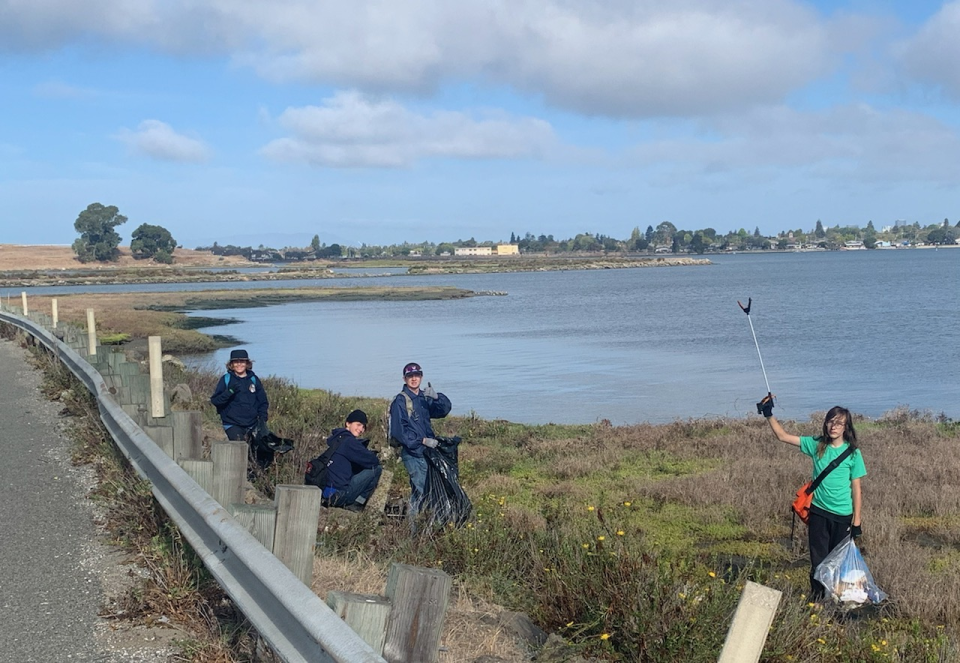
759,398,867,601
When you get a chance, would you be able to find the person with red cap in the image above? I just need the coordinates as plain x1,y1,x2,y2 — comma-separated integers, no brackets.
389,362,452,511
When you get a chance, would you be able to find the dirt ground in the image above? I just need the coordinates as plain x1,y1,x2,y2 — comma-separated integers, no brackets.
0,244,255,271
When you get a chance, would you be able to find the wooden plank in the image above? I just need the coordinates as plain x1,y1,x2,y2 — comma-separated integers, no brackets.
327,591,391,655
273,485,322,585
718,581,782,663
230,503,277,550
383,563,451,663
179,459,214,495
171,410,203,461
148,336,164,418
143,425,174,458
86,308,97,356
212,441,247,509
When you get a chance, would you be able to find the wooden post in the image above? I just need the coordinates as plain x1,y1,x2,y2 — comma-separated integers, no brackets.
51,298,58,328
718,581,782,663
143,425,175,457
212,441,247,509
273,485,322,585
383,564,452,663
86,308,97,356
171,411,203,461
179,459,214,495
327,591,391,655
21,291,28,316
366,469,394,515
230,503,277,550
148,336,164,419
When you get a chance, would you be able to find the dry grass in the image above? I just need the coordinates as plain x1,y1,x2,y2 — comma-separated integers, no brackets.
0,244,255,271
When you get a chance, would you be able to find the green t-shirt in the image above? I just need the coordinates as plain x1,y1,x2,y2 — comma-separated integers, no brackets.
799,436,867,516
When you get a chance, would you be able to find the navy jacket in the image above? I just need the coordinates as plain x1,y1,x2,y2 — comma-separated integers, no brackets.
388,385,452,457
210,371,269,429
325,428,381,492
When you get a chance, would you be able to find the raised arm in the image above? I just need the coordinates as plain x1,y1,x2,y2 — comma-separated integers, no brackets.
758,394,800,446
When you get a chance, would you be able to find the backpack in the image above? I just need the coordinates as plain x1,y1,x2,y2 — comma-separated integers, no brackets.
304,436,345,490
388,392,417,448
224,373,257,389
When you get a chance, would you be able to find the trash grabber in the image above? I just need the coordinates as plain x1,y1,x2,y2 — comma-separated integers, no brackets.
738,297,771,394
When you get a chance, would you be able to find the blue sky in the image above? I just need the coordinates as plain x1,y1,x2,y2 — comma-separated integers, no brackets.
2,0,959,249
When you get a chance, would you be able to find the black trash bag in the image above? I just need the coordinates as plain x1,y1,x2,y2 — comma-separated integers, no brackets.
422,436,471,527
250,419,295,454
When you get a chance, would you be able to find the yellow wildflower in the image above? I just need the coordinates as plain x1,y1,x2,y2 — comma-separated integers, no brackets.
587,506,595,511
600,633,610,641
597,536,605,541
617,530,625,536
708,571,716,578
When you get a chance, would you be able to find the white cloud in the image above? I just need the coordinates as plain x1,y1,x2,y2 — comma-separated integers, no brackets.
260,91,556,167
627,104,960,185
896,1,960,98
116,120,211,163
0,0,835,117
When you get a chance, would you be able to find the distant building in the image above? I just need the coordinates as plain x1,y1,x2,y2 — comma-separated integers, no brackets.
494,244,519,255
843,240,865,250
409,249,422,257
654,246,672,254
454,246,493,256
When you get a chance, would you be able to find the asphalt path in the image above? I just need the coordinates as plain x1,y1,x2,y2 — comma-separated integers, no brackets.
0,337,109,661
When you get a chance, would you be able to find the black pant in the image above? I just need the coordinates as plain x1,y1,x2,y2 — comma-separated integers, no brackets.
225,424,274,470
808,508,852,599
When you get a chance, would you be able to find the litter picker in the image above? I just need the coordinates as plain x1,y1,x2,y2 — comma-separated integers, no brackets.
738,297,771,395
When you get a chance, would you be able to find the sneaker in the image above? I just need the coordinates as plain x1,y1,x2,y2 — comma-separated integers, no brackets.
343,503,365,513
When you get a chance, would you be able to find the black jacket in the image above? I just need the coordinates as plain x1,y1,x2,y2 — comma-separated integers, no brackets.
210,371,269,429
325,428,381,492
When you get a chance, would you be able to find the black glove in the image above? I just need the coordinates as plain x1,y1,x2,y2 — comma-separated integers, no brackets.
757,392,774,418
851,524,862,539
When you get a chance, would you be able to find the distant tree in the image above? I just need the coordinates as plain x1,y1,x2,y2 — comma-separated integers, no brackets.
645,225,654,243
815,219,826,238
777,238,789,250
690,233,706,254
632,237,649,251
320,243,343,258
72,203,127,263
311,235,321,253
130,223,177,262
944,218,951,228
653,221,677,246
753,226,761,237
671,236,680,253
509,231,516,243
866,220,875,232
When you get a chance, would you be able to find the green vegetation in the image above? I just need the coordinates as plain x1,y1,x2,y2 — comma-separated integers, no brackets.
72,202,127,263
153,365,960,662
130,223,177,263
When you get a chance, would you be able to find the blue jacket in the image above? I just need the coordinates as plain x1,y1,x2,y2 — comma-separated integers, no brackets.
210,371,269,429
389,385,452,457
324,428,381,493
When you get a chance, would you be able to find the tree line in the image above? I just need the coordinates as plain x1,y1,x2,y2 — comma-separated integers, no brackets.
69,202,960,264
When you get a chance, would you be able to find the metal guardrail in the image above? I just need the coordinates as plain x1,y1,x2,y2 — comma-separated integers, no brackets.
0,308,385,663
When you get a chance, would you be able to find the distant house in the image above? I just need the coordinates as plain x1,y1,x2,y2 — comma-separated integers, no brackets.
454,246,493,256
409,249,422,257
843,240,865,250
654,246,672,254
494,243,519,255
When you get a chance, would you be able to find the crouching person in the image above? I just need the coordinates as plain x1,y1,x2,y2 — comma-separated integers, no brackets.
322,410,382,512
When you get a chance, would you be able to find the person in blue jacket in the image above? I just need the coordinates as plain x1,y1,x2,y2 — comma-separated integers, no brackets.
210,349,272,469
389,362,452,511
322,410,383,511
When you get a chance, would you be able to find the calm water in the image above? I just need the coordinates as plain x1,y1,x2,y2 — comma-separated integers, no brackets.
12,250,959,424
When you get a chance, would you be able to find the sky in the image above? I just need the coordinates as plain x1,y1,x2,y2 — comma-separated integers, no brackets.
2,0,959,249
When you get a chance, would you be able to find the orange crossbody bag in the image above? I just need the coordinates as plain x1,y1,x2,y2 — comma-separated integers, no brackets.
792,446,854,525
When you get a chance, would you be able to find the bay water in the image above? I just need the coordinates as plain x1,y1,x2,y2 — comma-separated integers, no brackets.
13,250,958,424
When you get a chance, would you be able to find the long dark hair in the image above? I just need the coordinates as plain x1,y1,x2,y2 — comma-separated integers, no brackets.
816,406,858,458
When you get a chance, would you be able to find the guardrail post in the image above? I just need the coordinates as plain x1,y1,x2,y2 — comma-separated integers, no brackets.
171,411,203,461
273,485,322,585
21,291,28,316
51,298,58,328
148,336,165,419
143,425,175,457
86,308,97,356
383,563,452,663
327,591,391,655
231,503,277,550
717,581,782,663
212,441,247,508
179,459,214,495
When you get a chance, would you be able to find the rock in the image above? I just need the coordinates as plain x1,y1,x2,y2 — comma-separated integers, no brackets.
169,383,192,404
499,611,548,648
161,354,185,370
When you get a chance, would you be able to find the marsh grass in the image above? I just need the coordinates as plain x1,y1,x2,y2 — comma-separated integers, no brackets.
236,377,958,661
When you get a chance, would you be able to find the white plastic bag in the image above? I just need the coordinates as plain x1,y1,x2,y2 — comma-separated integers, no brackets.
814,537,887,606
